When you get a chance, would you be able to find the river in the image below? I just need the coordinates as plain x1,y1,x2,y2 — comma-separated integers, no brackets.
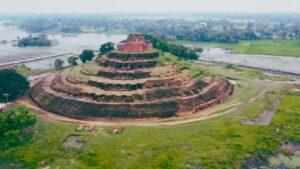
0,24,127,69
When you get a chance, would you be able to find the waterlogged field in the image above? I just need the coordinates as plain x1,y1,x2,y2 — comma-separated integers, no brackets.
229,40,300,57
0,58,299,168
178,40,300,57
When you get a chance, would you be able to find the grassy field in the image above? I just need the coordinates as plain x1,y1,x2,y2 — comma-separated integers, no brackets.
0,88,299,168
14,65,56,77
0,56,299,168
178,40,300,57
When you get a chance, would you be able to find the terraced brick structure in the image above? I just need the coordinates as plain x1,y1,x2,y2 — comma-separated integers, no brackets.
31,34,233,120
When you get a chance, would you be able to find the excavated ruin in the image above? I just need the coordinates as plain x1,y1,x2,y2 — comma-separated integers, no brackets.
31,34,233,120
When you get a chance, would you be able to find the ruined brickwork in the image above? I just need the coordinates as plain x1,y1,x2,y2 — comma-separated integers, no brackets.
117,34,153,53
31,34,233,119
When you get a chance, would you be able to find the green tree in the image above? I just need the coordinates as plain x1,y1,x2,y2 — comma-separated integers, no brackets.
54,59,64,70
79,49,94,63
145,34,200,61
99,42,115,54
0,106,36,150
67,56,79,66
0,69,29,102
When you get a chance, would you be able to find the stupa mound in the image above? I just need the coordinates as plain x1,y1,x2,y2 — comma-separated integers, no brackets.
31,34,233,120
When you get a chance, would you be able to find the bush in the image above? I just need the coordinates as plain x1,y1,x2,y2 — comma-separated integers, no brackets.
99,42,115,54
79,50,95,63
54,59,64,70
0,106,36,150
226,64,241,71
175,59,192,71
0,69,30,102
67,56,79,66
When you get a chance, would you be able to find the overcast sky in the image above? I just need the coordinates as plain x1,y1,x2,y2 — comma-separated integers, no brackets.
1,0,300,14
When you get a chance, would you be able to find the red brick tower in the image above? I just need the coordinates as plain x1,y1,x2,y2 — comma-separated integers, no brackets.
117,34,153,53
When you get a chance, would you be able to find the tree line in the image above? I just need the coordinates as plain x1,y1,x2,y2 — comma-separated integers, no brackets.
13,15,300,43
145,35,200,61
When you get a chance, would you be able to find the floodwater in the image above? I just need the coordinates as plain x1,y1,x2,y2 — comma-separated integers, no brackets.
0,24,127,69
185,44,300,75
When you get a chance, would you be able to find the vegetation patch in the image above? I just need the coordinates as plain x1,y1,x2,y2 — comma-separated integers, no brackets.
156,52,215,79
268,152,300,168
225,64,242,72
63,136,84,149
279,141,300,155
146,35,200,61
0,106,36,152
150,65,176,77
106,126,124,134
62,65,92,84
14,64,55,77
243,94,279,126
243,68,293,81
80,61,102,75
242,93,278,121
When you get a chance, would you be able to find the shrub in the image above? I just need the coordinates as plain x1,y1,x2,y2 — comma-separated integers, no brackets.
79,50,94,63
99,42,115,54
226,64,241,71
67,56,79,66
0,69,29,102
54,59,64,70
0,106,36,150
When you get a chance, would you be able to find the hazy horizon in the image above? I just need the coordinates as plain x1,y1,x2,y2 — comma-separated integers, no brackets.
1,0,300,14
